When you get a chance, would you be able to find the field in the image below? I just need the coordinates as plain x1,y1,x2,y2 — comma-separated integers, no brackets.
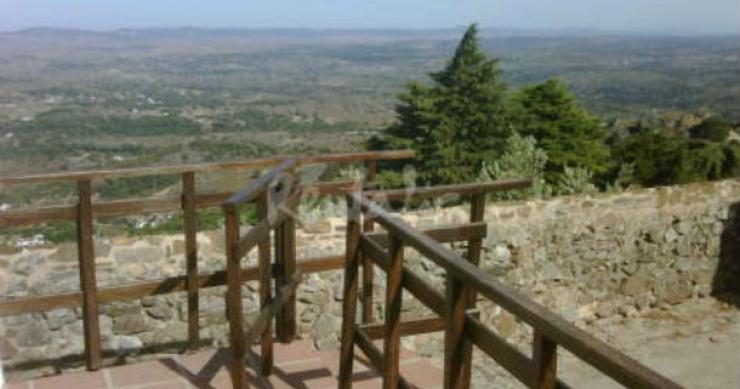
0,27,738,206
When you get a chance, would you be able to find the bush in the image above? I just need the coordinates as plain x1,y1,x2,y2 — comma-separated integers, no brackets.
479,133,550,199
689,117,731,142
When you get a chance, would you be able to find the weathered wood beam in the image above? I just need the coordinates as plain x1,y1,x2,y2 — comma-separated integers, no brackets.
0,150,414,185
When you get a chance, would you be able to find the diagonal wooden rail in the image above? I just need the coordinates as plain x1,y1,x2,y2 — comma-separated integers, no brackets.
339,188,686,389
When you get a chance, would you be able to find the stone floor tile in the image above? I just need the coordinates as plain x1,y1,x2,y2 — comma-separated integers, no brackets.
109,359,181,388
264,340,321,363
135,379,190,389
178,348,231,380
400,360,444,388
32,370,107,389
9,340,442,389
4,380,30,389
268,359,336,389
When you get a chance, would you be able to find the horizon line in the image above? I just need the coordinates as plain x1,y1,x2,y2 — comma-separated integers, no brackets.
2,25,739,37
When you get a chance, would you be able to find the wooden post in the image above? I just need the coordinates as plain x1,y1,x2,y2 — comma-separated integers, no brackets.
77,179,101,371
257,191,273,376
444,272,467,389
275,210,297,342
224,206,246,389
182,171,199,350
382,234,403,389
460,192,486,386
338,197,362,389
466,193,486,302
361,160,376,324
533,330,557,389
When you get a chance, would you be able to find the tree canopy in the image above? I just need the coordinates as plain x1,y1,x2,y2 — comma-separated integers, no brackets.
512,78,610,183
369,24,739,193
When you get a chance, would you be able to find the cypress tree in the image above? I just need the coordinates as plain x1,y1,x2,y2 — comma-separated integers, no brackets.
369,24,510,185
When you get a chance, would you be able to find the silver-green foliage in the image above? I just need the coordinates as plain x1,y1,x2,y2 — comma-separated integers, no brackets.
479,133,550,199
555,166,598,195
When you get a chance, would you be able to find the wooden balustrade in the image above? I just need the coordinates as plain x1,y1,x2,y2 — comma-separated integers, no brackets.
340,190,686,389
1,148,686,389
0,150,412,374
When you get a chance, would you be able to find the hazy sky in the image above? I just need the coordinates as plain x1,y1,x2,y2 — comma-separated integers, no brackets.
1,0,738,34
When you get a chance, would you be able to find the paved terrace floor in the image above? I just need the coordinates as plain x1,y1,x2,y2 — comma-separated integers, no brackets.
5,340,442,389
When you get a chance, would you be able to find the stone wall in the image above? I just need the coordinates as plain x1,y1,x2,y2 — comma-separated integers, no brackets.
479,179,740,316
2,179,740,378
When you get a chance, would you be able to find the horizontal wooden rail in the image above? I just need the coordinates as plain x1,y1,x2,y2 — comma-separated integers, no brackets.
0,180,357,227
0,254,341,317
352,193,685,389
359,234,447,316
360,316,446,340
0,206,77,226
0,150,414,186
366,179,531,201
0,220,479,317
366,222,486,247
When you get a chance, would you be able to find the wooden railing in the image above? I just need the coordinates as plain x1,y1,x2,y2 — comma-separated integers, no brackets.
339,186,686,389
0,150,413,373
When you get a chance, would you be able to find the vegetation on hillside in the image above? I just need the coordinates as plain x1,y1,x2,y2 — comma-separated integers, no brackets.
371,25,740,193
1,26,739,243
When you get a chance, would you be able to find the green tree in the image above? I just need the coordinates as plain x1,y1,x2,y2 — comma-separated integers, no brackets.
611,128,693,187
689,116,732,142
612,120,740,188
368,24,511,185
686,116,740,181
513,79,609,184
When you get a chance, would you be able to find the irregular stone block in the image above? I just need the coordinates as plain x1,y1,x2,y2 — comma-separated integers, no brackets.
14,322,52,348
113,314,147,335
0,338,17,359
109,335,143,352
11,251,45,276
113,245,162,263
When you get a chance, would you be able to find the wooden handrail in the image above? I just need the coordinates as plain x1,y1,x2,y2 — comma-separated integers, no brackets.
0,150,414,186
0,180,358,227
0,254,343,317
0,220,485,317
349,193,685,389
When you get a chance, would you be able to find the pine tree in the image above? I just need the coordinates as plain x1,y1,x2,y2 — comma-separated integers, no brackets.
513,79,609,184
369,24,510,185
